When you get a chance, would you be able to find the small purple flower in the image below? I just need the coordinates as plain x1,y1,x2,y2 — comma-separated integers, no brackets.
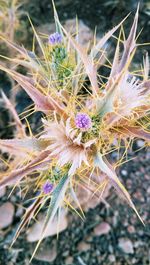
75,113,92,131
48,32,62,45
42,181,53,194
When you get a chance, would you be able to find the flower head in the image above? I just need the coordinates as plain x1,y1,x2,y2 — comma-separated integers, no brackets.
41,118,95,175
48,32,62,45
75,113,92,131
42,181,53,194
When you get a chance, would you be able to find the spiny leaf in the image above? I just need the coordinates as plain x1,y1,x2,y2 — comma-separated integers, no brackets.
118,4,139,72
0,64,67,117
0,150,51,188
0,138,50,155
143,52,149,81
0,36,44,73
90,13,130,59
96,49,135,117
121,126,150,141
94,152,144,225
30,174,70,262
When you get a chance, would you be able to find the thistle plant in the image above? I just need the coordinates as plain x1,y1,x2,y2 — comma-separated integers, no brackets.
0,3,149,260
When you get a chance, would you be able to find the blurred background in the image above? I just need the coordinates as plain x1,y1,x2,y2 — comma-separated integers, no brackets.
0,0,150,264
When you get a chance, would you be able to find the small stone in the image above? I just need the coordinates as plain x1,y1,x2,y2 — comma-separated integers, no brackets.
137,140,145,148
77,241,91,252
0,187,6,198
108,245,113,253
108,254,116,262
147,186,150,194
94,222,111,236
0,202,15,229
121,169,128,176
35,242,57,262
112,211,119,227
132,258,138,264
118,238,134,254
127,225,135,234
134,240,144,248
15,207,24,218
65,256,73,264
63,250,69,257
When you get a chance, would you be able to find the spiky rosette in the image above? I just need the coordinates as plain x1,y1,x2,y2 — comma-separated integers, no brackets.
0,3,149,261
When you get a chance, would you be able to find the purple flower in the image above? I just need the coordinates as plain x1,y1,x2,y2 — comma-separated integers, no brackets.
42,181,53,194
75,113,92,131
48,32,62,45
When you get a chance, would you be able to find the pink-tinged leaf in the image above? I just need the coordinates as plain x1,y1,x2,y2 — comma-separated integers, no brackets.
118,5,139,72
1,91,26,138
0,65,67,117
0,35,28,57
0,138,50,156
108,32,121,81
94,152,144,224
0,36,44,74
121,126,150,141
0,36,46,73
0,150,51,188
91,13,130,58
143,53,149,81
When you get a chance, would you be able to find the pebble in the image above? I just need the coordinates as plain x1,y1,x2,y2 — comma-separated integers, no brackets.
77,241,91,252
121,169,128,176
137,140,145,148
147,186,150,194
118,238,134,254
108,254,116,262
35,242,57,262
0,202,15,229
15,207,24,217
127,225,135,234
94,222,111,236
0,187,6,198
134,241,144,248
65,256,73,264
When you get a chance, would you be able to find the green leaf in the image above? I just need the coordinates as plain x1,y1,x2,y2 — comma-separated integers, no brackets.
30,174,70,262
44,174,69,232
